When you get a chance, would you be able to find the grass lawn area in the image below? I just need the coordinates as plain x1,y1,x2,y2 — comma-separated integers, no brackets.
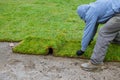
0,0,120,61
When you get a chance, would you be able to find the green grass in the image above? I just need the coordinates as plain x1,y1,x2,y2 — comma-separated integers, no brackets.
0,0,120,61
13,37,120,61
0,0,88,41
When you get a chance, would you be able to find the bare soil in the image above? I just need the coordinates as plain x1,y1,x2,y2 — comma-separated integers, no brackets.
0,42,120,80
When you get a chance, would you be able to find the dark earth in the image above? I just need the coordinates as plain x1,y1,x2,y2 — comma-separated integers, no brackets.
0,42,120,80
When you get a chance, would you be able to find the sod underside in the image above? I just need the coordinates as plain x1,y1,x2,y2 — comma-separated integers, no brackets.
13,37,120,61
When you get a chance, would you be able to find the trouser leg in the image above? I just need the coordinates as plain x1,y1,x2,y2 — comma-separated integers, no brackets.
114,31,120,41
90,15,120,64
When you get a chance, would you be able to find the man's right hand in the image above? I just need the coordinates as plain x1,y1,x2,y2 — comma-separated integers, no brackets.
76,50,85,56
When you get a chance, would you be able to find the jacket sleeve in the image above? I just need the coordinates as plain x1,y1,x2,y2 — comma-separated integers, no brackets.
81,16,98,51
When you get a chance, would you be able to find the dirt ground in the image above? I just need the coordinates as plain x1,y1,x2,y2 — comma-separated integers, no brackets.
0,42,120,80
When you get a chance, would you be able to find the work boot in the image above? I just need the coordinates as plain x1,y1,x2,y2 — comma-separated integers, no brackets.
76,50,84,56
81,61,104,71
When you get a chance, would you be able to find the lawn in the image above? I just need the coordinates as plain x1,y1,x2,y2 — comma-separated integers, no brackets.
0,0,120,61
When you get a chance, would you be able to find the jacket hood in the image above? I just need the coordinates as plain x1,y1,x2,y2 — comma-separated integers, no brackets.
77,4,90,20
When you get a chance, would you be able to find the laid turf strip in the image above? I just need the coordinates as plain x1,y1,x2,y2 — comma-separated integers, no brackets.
13,37,120,61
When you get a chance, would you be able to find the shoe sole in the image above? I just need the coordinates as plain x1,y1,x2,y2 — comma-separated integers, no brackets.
81,66,106,72
81,67,98,71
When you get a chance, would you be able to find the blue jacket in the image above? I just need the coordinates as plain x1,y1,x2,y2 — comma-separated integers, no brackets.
77,0,120,51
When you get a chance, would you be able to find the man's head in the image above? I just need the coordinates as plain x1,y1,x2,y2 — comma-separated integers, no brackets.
77,4,90,21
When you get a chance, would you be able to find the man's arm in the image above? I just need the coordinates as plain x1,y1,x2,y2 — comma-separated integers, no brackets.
89,23,99,45
81,16,98,51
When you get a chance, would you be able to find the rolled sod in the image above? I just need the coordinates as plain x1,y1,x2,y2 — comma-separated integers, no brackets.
13,37,120,61
55,41,120,61
13,37,65,55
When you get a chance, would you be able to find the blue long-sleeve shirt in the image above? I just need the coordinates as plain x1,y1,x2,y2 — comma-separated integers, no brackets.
77,0,120,51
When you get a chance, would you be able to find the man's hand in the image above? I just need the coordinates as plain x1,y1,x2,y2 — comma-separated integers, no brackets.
76,50,84,56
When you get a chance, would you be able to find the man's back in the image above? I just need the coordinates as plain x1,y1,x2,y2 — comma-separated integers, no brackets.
86,0,120,23
111,0,120,13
